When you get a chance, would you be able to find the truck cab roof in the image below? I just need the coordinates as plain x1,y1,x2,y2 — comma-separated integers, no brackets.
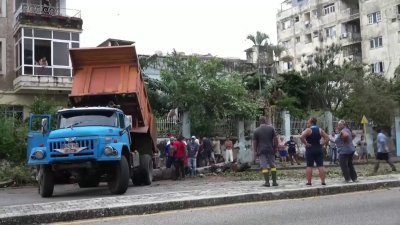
58,107,124,114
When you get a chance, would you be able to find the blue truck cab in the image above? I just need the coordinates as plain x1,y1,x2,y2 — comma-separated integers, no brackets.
27,107,153,197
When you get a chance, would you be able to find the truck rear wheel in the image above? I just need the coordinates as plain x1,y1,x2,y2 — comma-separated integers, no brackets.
140,154,153,185
38,165,54,198
131,170,142,186
108,156,129,194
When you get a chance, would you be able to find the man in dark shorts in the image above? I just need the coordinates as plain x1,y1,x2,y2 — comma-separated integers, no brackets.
300,117,330,186
374,128,397,172
285,136,301,165
252,116,279,187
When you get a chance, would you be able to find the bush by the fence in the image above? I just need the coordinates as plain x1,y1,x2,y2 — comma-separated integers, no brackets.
0,116,28,163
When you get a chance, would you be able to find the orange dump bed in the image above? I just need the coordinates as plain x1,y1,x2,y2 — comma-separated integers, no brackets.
69,46,157,151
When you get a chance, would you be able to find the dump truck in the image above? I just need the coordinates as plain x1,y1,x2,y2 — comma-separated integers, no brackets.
26,45,158,197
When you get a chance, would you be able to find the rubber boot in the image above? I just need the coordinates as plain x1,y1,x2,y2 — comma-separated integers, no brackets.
271,169,278,186
263,171,270,187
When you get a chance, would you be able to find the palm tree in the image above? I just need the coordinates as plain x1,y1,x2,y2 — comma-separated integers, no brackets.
246,31,287,124
246,31,270,46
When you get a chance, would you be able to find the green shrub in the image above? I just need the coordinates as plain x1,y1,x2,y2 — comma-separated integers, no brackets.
0,164,35,186
0,117,28,163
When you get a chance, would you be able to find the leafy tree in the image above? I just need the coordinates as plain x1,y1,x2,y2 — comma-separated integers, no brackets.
140,54,173,117
303,44,364,112
338,74,397,127
161,51,258,136
275,71,309,118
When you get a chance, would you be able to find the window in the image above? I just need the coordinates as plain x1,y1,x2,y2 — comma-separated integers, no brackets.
296,36,300,43
323,3,335,15
313,31,319,38
368,11,381,24
0,0,6,17
0,38,5,75
0,105,24,120
397,5,400,15
283,40,290,48
294,16,300,23
119,113,125,129
282,20,291,30
305,33,312,44
398,31,400,43
371,62,384,74
325,26,336,38
370,37,383,49
14,28,80,77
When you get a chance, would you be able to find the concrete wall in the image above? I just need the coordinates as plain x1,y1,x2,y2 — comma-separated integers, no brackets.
359,0,400,78
277,0,358,73
0,0,15,90
277,0,400,78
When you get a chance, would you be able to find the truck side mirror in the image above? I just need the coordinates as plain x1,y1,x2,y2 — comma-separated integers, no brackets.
125,115,132,130
41,118,49,135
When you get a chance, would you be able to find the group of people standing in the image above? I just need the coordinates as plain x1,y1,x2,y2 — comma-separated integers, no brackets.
164,135,238,180
252,116,397,187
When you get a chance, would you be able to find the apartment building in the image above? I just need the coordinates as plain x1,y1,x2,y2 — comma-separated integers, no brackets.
0,0,82,119
277,0,400,77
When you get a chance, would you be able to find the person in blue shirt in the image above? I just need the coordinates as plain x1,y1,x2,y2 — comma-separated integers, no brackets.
374,128,397,173
165,137,175,168
335,120,357,183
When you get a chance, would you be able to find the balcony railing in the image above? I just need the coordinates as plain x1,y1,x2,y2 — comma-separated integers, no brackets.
341,8,360,21
15,3,81,19
14,3,83,30
340,32,361,46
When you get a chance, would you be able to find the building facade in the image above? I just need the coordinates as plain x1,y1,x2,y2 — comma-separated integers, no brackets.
277,0,400,77
0,0,82,119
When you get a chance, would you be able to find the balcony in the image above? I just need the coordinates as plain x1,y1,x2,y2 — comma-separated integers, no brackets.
340,32,361,46
14,3,82,30
341,8,360,22
13,74,73,94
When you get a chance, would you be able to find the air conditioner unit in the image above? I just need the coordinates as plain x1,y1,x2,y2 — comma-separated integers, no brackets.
342,33,348,38
305,21,310,25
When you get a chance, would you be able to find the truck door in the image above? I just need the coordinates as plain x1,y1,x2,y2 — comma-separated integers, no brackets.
27,114,51,160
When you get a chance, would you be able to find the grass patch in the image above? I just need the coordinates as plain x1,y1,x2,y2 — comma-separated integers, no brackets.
0,164,35,187
220,163,399,181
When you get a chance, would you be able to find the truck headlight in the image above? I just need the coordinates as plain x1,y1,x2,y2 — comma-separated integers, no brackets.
104,146,117,156
32,150,45,160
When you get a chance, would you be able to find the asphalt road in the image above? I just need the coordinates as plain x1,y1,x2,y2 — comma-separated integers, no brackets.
53,188,400,225
0,176,240,206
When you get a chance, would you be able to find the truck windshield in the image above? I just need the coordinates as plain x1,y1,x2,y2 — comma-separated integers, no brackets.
59,110,118,129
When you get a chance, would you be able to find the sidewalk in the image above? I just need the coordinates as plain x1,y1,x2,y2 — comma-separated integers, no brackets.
1,174,399,225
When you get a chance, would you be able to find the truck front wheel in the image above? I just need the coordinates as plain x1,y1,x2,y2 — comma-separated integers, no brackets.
108,156,129,194
38,165,54,198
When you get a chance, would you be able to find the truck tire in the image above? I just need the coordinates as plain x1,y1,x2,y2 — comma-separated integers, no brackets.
140,154,153,185
38,165,54,198
108,156,129,194
131,170,142,186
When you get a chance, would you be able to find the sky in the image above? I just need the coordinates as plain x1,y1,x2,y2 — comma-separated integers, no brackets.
67,0,283,59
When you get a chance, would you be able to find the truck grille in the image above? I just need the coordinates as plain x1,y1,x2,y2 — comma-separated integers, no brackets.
49,139,95,155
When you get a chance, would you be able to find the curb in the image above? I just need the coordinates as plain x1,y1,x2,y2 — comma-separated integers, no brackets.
1,179,399,225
